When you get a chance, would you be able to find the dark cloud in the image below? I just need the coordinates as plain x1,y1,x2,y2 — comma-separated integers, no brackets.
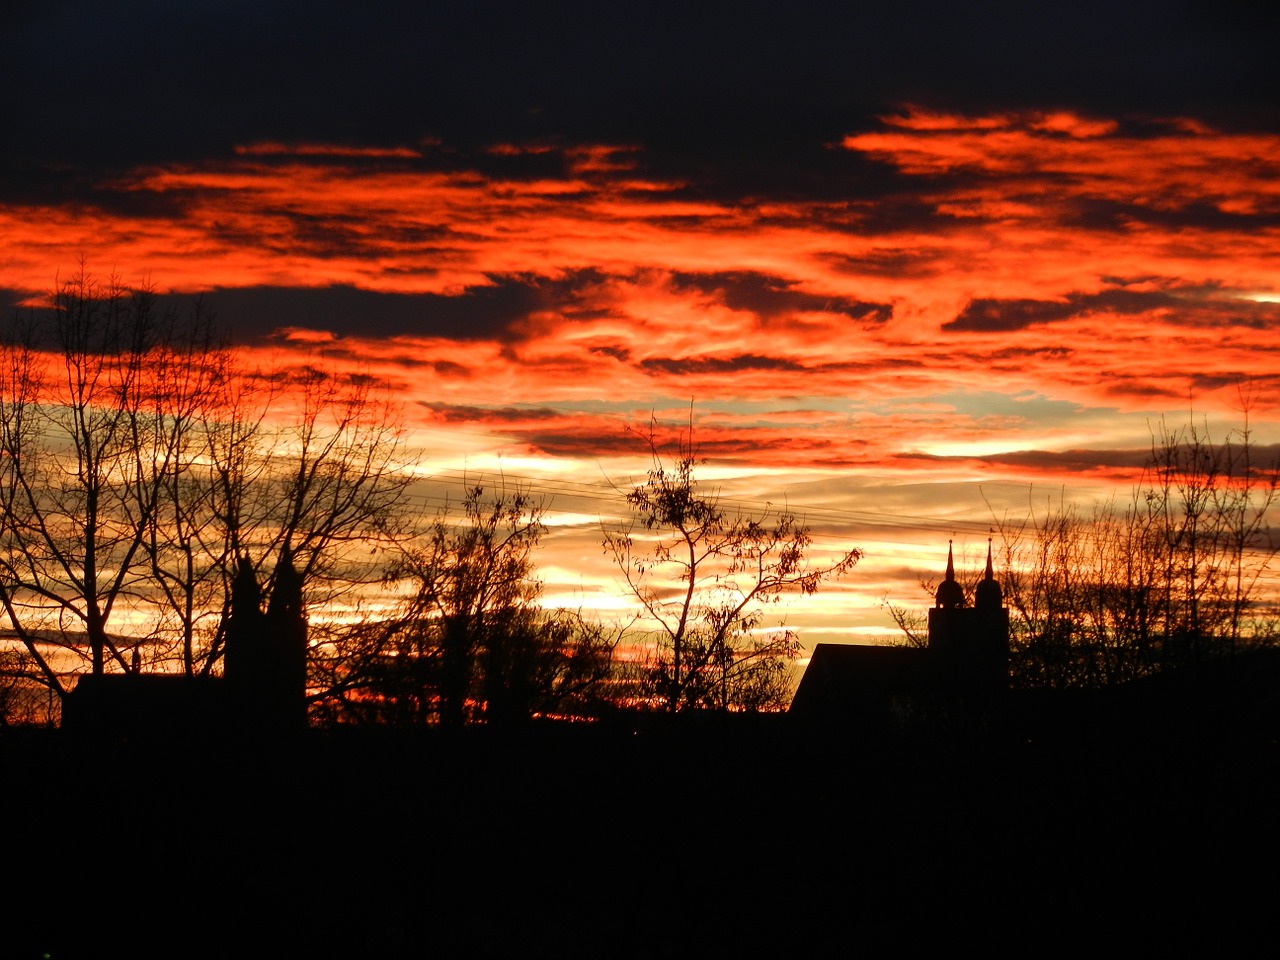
0,288,27,315
0,143,602,212
516,428,653,459
202,283,532,343
418,402,564,424
811,355,930,376
839,197,965,237
3,1,1275,206
201,271,611,344
0,165,204,214
1065,198,1280,233
639,355,808,375
521,423,847,461
896,447,1153,473
670,271,892,323
949,286,1280,333
898,441,1280,476
982,345,1078,363
822,247,947,279
949,297,1079,333
430,360,471,378
1097,376,1189,403
590,345,632,362
947,288,1184,332
1191,372,1280,395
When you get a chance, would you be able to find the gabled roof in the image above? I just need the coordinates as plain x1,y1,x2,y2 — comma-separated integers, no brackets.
789,642,930,725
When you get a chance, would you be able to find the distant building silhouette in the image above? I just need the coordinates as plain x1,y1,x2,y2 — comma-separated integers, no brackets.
928,539,1009,697
790,541,1009,729
62,550,309,736
224,547,309,731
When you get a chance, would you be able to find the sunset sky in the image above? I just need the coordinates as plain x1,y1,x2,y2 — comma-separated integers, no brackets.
3,2,1278,646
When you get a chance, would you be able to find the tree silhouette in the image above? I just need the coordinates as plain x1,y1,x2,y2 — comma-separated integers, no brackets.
0,267,413,722
889,413,1280,688
316,483,617,725
995,415,1279,687
604,421,861,711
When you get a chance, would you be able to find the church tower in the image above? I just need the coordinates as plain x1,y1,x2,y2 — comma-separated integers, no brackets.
927,540,1009,696
224,547,308,731
223,554,264,687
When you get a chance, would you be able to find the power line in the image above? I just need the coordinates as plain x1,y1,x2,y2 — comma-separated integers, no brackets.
401,465,1262,559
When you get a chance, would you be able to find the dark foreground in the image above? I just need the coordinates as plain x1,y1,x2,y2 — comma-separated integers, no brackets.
3,696,1278,960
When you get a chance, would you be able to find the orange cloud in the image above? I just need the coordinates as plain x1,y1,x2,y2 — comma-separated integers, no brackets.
1,115,1277,482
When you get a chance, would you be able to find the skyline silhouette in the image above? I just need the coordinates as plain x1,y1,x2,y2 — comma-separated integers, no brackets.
1,3,1278,675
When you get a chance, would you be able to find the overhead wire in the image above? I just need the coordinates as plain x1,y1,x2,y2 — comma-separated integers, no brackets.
394,464,1193,558
392,403,1277,557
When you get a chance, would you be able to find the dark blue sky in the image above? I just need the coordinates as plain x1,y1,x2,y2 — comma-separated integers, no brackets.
4,0,1276,188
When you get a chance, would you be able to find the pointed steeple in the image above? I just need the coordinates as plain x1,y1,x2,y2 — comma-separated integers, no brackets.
268,543,303,620
231,553,262,618
934,539,966,609
224,553,264,685
975,537,1003,609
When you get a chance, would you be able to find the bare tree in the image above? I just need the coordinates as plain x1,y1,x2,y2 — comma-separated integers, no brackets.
0,269,194,695
603,422,860,712
0,268,415,723
314,482,617,726
983,412,1280,689
139,297,240,676
212,365,416,705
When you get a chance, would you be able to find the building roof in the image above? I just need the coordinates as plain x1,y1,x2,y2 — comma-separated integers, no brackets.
789,642,929,725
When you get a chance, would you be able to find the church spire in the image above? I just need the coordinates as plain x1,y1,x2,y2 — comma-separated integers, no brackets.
975,537,1003,610
935,539,965,609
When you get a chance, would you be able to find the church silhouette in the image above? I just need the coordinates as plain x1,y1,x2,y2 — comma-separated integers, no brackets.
790,542,1009,729
62,550,308,736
